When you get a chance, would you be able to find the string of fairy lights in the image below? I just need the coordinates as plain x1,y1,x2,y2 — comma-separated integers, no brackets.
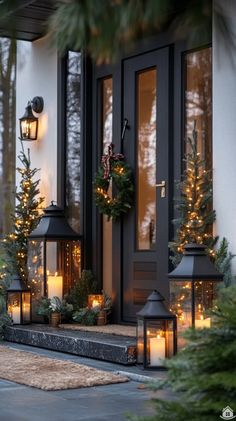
1,149,44,285
176,154,215,258
95,165,125,205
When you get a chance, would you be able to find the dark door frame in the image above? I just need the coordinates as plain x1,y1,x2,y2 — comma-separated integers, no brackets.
57,33,211,323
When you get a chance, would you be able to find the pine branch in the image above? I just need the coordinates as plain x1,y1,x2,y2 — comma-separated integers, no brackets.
0,145,44,282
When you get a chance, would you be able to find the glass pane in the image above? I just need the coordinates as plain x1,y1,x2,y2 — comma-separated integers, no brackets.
102,78,113,296
170,280,192,349
22,292,31,323
137,69,156,250
146,320,166,367
102,78,113,153
28,240,44,315
194,280,218,329
185,48,212,168
137,319,144,364
66,51,81,232
8,292,21,324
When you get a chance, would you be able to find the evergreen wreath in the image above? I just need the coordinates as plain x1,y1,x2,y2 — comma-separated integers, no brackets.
94,144,133,220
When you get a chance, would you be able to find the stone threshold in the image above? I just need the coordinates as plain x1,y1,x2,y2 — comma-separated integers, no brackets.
4,324,137,366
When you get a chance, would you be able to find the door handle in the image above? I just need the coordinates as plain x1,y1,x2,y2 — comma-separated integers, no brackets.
155,181,166,198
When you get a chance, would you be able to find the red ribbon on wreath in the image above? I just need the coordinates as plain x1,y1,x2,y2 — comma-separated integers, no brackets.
101,143,124,179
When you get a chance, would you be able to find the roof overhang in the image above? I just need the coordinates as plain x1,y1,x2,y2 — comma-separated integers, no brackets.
0,0,56,41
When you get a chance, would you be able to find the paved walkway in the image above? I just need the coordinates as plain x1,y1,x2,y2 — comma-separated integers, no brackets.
0,342,168,421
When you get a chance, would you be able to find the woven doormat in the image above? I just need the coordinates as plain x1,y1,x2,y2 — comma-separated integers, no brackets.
0,346,128,391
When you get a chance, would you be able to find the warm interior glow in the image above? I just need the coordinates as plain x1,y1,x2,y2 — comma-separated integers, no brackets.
88,294,104,309
137,68,157,250
21,120,37,139
92,299,100,308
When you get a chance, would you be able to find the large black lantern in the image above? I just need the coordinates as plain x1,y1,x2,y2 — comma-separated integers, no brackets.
7,274,31,325
19,96,44,141
137,290,177,369
169,243,223,348
27,203,82,321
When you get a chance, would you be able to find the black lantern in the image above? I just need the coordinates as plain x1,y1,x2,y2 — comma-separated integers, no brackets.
7,274,31,325
27,203,82,321
19,96,44,141
137,290,177,369
168,243,223,348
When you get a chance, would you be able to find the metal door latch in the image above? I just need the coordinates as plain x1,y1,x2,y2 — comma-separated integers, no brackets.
155,181,166,198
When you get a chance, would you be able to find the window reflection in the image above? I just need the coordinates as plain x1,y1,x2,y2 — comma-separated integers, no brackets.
66,51,81,232
0,39,16,237
137,69,157,250
101,77,113,296
102,78,113,153
185,48,212,168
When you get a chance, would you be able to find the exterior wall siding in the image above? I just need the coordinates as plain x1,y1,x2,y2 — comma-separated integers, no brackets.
15,36,58,205
213,0,236,275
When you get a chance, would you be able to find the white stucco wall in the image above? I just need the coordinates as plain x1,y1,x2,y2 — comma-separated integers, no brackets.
16,36,58,205
213,0,236,273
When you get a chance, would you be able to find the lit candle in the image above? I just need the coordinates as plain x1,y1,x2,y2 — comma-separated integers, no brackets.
12,306,21,324
92,299,100,308
47,273,63,300
195,315,211,329
150,334,166,366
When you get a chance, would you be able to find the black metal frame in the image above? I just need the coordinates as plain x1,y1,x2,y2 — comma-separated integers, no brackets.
7,276,32,325
140,317,177,369
57,52,93,272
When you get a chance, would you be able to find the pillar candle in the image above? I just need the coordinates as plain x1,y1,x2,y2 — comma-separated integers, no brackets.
47,274,63,300
92,299,100,308
195,316,211,329
12,306,21,324
150,335,166,366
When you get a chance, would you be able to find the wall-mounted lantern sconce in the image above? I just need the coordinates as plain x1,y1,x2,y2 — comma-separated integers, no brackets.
19,96,44,141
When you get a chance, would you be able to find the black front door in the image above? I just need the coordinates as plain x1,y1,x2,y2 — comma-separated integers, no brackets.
122,47,171,322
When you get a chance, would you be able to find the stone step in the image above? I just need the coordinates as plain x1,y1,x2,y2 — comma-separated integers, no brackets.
4,324,137,365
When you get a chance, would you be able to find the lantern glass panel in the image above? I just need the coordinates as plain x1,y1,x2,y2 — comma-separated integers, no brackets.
64,240,81,295
145,320,167,368
194,280,218,329
45,240,81,299
21,119,37,140
88,294,104,309
137,319,144,364
28,239,81,321
170,280,192,344
7,292,21,324
28,240,44,320
22,292,31,323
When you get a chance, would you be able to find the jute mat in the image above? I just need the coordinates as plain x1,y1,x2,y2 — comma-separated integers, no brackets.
59,324,136,338
0,346,128,391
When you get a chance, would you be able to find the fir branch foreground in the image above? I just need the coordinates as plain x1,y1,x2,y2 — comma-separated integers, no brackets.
49,0,212,64
129,285,236,421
